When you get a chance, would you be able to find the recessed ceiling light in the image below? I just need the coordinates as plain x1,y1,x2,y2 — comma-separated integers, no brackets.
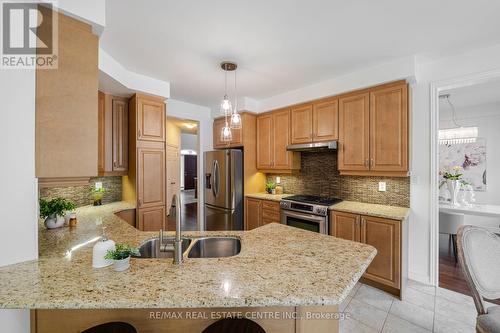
184,123,196,129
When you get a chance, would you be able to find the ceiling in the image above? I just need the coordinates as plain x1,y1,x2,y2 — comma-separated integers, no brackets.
168,117,198,135
101,0,500,109
440,79,500,112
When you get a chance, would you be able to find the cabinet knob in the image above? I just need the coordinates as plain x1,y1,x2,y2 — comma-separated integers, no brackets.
138,199,143,206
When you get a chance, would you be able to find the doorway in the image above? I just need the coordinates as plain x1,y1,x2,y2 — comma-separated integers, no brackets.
166,117,199,231
431,71,500,302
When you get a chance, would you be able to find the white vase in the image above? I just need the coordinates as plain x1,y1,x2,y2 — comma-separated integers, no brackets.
447,180,461,206
44,214,65,229
113,256,131,272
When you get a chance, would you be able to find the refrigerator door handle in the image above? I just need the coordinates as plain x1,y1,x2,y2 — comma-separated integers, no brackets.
213,160,220,197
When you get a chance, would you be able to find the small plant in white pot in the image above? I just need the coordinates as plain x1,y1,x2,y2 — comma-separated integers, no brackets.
105,244,140,272
39,198,76,229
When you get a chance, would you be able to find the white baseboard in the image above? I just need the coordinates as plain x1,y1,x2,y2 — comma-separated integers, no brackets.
408,271,432,286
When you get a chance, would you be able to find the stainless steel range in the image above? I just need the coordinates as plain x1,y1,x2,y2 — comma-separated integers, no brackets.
280,195,342,234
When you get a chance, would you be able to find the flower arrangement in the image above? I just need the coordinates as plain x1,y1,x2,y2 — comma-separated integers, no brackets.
441,166,463,180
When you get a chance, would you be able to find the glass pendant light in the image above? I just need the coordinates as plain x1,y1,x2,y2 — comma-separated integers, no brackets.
230,69,242,129
221,118,233,142
220,64,232,116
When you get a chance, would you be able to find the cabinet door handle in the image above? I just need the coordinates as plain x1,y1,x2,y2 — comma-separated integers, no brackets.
138,129,141,137
138,199,143,206
113,161,117,167
364,159,369,168
370,159,374,168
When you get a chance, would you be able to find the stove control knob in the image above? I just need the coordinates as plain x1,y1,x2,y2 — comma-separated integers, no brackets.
316,207,326,215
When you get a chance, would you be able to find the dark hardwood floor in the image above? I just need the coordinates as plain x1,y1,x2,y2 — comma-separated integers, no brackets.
439,234,500,305
166,197,198,231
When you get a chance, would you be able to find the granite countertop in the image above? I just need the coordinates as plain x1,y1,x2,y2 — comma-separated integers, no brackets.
245,193,410,221
330,201,410,221
0,201,376,309
245,193,293,202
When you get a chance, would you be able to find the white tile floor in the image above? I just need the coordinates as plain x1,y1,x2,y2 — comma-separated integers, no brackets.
339,280,490,333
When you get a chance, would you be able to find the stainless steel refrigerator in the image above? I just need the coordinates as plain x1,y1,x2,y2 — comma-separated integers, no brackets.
204,150,243,231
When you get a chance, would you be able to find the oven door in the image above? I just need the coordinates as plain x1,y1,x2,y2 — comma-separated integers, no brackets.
281,209,328,234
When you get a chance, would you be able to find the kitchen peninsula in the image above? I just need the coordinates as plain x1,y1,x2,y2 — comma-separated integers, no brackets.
0,202,376,332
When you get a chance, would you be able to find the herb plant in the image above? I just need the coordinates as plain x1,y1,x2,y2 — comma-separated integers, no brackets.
39,198,76,219
105,244,140,260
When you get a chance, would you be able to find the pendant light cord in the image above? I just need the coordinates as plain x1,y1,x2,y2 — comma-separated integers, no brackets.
233,70,238,113
445,95,461,128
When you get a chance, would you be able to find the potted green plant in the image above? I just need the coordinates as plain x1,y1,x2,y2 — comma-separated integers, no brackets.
105,244,140,272
265,181,277,195
39,198,76,229
90,186,106,206
441,166,463,206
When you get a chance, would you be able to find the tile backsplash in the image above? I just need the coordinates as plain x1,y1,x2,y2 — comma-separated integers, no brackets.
267,152,410,207
39,177,122,207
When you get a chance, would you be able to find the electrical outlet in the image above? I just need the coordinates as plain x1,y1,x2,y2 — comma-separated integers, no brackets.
378,182,387,192
95,182,103,190
276,176,281,184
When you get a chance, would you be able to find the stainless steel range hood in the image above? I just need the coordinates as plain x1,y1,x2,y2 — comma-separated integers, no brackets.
286,141,338,152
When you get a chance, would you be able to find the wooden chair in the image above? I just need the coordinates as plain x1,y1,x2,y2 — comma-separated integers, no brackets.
457,225,500,333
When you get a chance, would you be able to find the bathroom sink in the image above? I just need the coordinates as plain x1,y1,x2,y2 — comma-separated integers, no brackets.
188,237,241,258
134,237,191,259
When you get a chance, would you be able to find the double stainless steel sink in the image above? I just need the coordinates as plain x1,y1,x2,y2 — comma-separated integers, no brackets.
134,236,241,259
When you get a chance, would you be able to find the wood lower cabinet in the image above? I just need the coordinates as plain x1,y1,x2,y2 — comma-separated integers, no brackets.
330,211,402,295
256,109,300,172
98,92,128,176
338,81,409,177
330,211,360,242
245,197,281,230
138,205,165,231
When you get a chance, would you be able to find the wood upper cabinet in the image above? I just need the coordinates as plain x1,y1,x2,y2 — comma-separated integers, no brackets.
273,110,293,169
98,92,128,176
257,110,300,171
36,11,98,181
291,105,313,144
338,81,409,176
313,100,338,141
137,96,165,142
290,100,338,144
369,84,408,172
360,215,401,289
338,93,370,171
256,114,273,169
112,99,128,172
138,205,165,231
213,117,243,148
330,210,402,294
330,211,360,242
245,198,262,230
137,146,165,209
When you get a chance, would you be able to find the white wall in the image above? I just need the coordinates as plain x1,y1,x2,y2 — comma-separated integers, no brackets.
409,43,500,284
168,99,212,229
181,133,198,151
0,70,38,332
56,0,106,34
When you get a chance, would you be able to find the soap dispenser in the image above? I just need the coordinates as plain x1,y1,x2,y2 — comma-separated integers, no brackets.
92,227,115,268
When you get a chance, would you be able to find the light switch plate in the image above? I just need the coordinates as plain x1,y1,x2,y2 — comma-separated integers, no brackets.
378,182,387,192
